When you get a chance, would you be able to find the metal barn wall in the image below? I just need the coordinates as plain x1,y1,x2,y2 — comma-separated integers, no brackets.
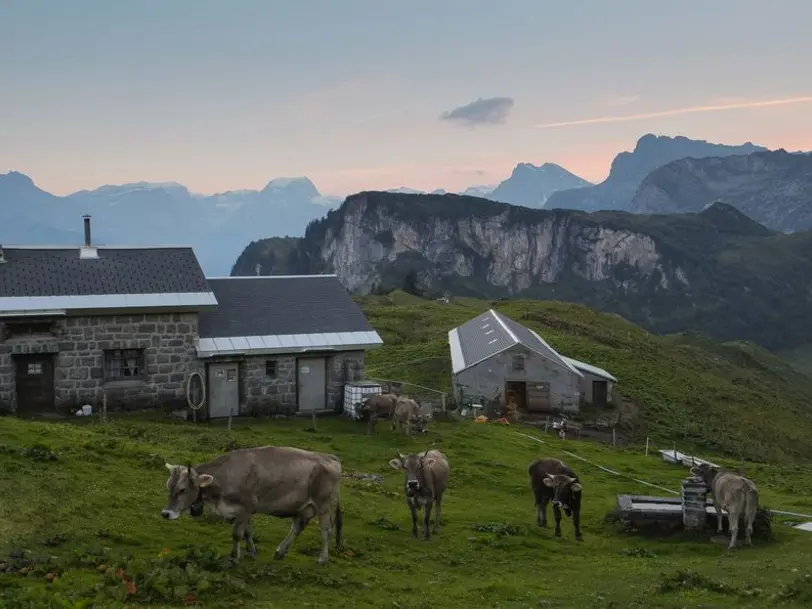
453,344,582,414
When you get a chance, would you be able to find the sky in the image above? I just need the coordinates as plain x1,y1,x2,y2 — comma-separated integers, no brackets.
2,0,812,197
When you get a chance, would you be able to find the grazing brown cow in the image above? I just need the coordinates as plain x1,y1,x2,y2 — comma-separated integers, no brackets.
161,446,343,564
690,462,759,549
361,393,400,435
389,449,449,539
528,457,583,540
392,397,429,436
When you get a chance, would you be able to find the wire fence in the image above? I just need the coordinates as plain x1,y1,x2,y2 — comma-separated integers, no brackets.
365,377,449,415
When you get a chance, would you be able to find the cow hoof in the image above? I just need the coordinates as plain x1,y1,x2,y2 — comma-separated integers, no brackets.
317,556,329,565
554,531,561,538
576,535,584,542
274,550,286,560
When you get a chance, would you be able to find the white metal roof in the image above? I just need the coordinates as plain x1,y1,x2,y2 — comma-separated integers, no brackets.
0,292,218,316
561,356,618,382
196,330,384,358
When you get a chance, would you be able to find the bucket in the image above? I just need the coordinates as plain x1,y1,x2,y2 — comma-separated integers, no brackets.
81,404,93,416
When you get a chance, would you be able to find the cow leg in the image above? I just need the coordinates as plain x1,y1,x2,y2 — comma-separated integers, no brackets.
316,508,333,565
409,503,419,538
713,502,724,533
274,505,315,560
423,501,433,540
536,498,549,528
552,504,563,537
727,508,740,550
572,510,583,541
433,495,443,533
230,517,249,562
243,520,257,557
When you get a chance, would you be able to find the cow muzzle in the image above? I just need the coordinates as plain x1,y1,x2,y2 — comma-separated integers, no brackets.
161,509,180,520
407,480,420,493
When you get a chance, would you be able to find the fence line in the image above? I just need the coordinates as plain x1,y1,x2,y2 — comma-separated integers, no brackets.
366,377,447,397
513,430,812,519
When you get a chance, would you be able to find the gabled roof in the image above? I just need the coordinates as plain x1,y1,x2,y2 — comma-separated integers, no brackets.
196,275,383,358
0,245,216,315
561,356,618,382
448,309,582,377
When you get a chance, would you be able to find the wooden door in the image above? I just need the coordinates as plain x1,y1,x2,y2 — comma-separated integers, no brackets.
14,354,55,414
592,380,608,407
208,362,240,418
526,382,551,412
297,357,327,412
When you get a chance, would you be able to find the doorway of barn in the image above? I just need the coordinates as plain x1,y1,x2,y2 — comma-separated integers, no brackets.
505,380,527,415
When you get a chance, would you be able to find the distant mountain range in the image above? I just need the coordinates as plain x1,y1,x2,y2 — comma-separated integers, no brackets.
4,132,811,276
543,134,769,212
0,172,341,275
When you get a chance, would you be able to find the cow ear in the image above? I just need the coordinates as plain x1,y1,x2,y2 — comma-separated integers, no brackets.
422,458,436,468
165,463,176,471
542,477,555,488
198,474,214,488
571,482,582,492
389,459,403,470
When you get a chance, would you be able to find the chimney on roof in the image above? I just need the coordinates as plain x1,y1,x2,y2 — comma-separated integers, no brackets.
83,214,92,246
79,215,99,259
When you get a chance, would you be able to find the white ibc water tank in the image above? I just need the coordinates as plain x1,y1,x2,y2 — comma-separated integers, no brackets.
343,382,383,419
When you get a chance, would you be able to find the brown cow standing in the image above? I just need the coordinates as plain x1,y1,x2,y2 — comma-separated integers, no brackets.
528,457,584,540
389,449,449,539
161,446,343,564
690,462,759,549
392,397,428,436
360,393,400,435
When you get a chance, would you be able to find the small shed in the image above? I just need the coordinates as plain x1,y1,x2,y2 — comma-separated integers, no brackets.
448,309,584,414
561,356,617,407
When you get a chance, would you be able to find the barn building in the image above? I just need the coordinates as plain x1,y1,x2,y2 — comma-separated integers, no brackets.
0,216,383,418
448,309,616,414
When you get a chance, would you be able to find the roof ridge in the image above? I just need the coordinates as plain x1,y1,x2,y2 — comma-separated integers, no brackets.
491,309,518,344
207,274,338,280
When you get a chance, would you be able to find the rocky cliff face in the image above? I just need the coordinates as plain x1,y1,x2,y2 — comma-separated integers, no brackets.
628,150,812,232
312,193,686,295
544,134,767,212
232,191,812,351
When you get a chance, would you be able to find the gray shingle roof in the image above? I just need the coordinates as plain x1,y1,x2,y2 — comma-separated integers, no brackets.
198,275,375,338
0,247,210,297
449,309,582,376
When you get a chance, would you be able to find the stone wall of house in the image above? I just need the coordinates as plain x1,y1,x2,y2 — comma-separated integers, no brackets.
327,351,365,411
239,350,366,416
0,313,201,413
241,355,298,415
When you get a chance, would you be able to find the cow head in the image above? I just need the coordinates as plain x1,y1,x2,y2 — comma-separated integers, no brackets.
161,462,214,520
542,474,582,516
389,451,435,496
690,462,719,488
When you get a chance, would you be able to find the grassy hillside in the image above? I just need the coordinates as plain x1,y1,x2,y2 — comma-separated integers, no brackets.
358,292,812,464
2,415,812,609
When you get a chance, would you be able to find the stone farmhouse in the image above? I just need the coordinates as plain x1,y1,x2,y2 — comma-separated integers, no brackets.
0,217,382,418
448,309,617,414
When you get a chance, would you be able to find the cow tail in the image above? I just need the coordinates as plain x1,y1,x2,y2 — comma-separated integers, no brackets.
745,486,759,530
335,492,344,551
